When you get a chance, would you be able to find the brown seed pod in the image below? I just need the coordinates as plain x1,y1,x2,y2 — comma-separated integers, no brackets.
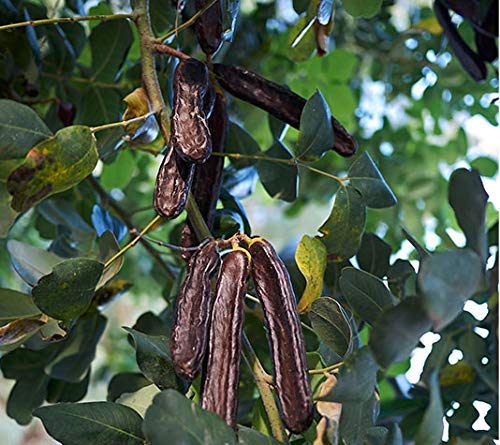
170,241,221,380
213,63,357,157
153,147,195,220
171,59,212,163
201,248,251,427
181,92,228,258
248,238,314,433
433,0,487,82
194,0,223,56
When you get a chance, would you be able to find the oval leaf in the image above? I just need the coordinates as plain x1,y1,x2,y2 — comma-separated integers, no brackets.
227,122,261,168
0,288,41,324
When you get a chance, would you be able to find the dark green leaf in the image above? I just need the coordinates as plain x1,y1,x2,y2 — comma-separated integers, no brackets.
295,91,334,162
7,126,98,212
357,233,392,278
222,167,258,199
97,230,124,289
384,424,403,445
414,371,444,445
214,208,245,239
227,122,260,168
124,328,180,390
339,394,378,445
339,267,394,325
143,389,237,445
387,260,416,299
422,335,454,383
0,99,52,161
237,426,282,444
343,0,382,17
7,373,50,425
401,226,430,260
319,185,366,262
348,152,397,209
0,288,41,325
0,183,19,237
46,371,90,403
309,297,352,358
77,86,122,126
108,372,152,402
448,168,489,262
256,140,298,202
369,296,431,368
418,249,483,330
268,114,287,140
92,205,128,242
219,189,251,234
34,402,145,445
321,346,379,402
46,313,107,382
366,427,388,445
0,346,58,379
32,258,104,321
90,20,133,82
150,0,176,35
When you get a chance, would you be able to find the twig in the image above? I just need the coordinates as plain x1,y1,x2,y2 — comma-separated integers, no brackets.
153,0,219,43
153,43,192,61
308,362,344,375
86,175,176,280
90,111,156,133
241,333,289,444
130,230,210,251
0,13,133,32
41,72,131,90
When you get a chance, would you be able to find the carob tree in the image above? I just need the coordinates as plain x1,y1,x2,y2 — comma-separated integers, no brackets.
0,0,497,444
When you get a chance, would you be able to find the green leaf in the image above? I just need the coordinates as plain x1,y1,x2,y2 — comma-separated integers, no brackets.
124,328,180,391
0,317,46,352
309,297,352,358
287,15,317,62
321,347,379,402
295,91,334,162
357,233,392,278
7,373,50,425
0,288,41,325
117,384,161,418
369,296,431,368
7,126,98,212
101,150,137,190
384,424,403,445
414,371,444,445
237,426,282,444
32,258,104,321
470,156,498,178
418,249,483,330
46,313,107,382
108,372,152,402
401,226,430,260
448,168,489,262
296,235,327,313
256,140,298,202
46,371,90,403
7,239,64,286
97,230,124,289
339,267,394,325
348,152,397,209
227,121,261,168
343,0,382,18
150,0,176,35
339,394,378,445
90,20,133,82
387,260,416,299
143,389,237,445
77,86,122,126
34,402,145,445
0,99,52,161
0,183,19,237
319,185,366,261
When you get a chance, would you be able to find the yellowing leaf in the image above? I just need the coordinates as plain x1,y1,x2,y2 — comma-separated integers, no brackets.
296,235,327,313
7,126,98,212
409,17,443,34
122,88,159,146
314,374,342,445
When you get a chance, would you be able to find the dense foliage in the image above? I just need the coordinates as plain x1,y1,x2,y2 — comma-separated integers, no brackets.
0,0,497,444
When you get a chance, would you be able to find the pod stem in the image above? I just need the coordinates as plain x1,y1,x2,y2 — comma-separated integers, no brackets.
242,333,289,444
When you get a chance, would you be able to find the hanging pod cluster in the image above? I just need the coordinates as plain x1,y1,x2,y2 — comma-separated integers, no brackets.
170,236,314,433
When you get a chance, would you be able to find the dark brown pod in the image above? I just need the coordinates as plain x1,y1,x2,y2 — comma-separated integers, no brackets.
170,241,220,380
213,63,357,157
201,248,250,427
248,238,313,433
434,0,487,82
153,147,195,220
171,59,212,163
181,92,228,258
440,0,498,38
194,0,223,56
475,31,498,63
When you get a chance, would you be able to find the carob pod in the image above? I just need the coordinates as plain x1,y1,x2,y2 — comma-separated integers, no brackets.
194,0,223,56
433,0,487,81
248,238,313,433
213,63,357,157
440,0,498,38
475,32,498,63
153,147,195,220
170,240,220,380
200,248,250,427
171,59,212,163
181,92,228,258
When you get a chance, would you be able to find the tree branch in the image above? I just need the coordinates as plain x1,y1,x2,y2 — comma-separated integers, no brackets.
0,13,133,32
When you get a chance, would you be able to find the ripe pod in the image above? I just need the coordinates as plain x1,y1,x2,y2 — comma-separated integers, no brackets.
153,147,194,220
171,59,212,163
170,241,220,380
248,238,314,433
181,92,228,257
213,63,357,157
194,0,223,56
201,248,251,427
